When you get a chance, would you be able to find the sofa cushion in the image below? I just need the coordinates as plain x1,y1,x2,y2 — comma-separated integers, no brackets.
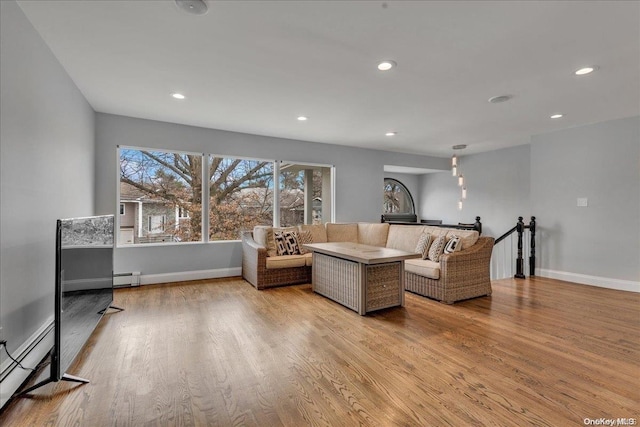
274,230,300,255
428,235,447,262
253,226,298,257
405,259,440,280
298,224,327,243
415,232,433,259
297,229,314,254
386,225,427,253
252,226,271,247
304,252,313,266
446,229,479,249
265,255,307,269
444,235,462,254
326,223,358,243
422,225,449,237
357,223,389,247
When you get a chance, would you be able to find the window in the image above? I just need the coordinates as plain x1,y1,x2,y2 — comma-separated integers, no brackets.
177,206,189,218
119,148,202,244
119,147,334,245
208,156,274,241
279,163,332,227
147,215,166,233
383,178,415,214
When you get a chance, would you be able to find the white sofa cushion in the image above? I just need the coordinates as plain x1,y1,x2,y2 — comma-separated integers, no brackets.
265,255,307,269
405,259,440,279
357,223,389,247
304,252,313,266
326,223,358,243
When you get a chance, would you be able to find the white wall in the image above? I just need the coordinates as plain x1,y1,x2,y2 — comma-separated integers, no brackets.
531,116,639,288
94,113,448,278
0,0,95,407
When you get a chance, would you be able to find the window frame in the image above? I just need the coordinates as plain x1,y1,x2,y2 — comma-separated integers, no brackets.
383,177,416,215
117,145,335,247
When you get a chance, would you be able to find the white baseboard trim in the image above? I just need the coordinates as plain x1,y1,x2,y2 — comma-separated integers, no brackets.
0,318,54,410
536,268,640,293
139,267,242,285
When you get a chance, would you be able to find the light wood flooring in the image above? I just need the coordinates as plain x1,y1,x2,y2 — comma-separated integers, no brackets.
1,276,638,426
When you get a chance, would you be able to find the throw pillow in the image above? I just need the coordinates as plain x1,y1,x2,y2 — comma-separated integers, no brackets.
444,235,462,254
428,235,447,262
297,229,314,254
415,232,433,260
274,230,300,256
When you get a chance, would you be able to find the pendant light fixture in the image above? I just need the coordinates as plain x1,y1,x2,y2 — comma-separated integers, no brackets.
451,145,468,209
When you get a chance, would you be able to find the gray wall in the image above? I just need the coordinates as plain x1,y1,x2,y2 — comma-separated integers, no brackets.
95,113,448,276
0,0,95,379
420,118,640,285
531,116,639,282
419,144,532,239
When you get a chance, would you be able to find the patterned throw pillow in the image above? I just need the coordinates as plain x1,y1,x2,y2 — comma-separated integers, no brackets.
297,229,314,254
428,235,447,262
444,235,462,254
415,232,433,260
274,230,300,256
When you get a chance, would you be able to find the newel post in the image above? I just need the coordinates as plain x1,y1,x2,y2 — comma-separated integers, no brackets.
515,216,525,279
529,216,536,276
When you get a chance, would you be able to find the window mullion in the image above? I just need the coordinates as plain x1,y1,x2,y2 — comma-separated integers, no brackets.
202,153,210,242
273,161,280,227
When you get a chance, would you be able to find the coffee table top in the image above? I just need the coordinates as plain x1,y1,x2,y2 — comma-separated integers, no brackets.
303,242,420,265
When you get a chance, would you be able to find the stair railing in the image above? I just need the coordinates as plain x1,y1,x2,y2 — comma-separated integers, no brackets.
494,216,536,279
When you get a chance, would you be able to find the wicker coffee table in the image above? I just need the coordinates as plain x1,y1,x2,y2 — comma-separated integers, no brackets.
303,242,420,315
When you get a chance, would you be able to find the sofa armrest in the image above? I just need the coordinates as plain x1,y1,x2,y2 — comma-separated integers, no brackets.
438,236,495,284
241,231,268,288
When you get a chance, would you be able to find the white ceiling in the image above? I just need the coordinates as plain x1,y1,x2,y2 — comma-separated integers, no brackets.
16,0,640,157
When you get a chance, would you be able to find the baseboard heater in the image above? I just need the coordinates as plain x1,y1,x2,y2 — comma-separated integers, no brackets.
113,272,140,287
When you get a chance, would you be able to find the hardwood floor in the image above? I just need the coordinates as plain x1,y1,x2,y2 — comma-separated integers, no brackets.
1,277,638,426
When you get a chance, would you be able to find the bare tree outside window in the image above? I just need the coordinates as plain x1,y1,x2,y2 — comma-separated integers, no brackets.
119,149,274,244
208,156,273,240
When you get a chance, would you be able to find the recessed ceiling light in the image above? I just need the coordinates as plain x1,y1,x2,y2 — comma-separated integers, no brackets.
575,66,598,76
550,113,564,119
297,116,308,121
377,60,396,71
385,132,397,136
172,93,186,99
488,95,513,104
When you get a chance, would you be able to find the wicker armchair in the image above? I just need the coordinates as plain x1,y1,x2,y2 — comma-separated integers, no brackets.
405,236,495,304
241,231,311,290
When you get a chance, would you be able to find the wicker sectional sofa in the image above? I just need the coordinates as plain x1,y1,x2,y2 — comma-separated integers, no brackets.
241,222,494,304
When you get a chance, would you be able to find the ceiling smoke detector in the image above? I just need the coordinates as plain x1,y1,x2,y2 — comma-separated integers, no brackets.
175,0,208,15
